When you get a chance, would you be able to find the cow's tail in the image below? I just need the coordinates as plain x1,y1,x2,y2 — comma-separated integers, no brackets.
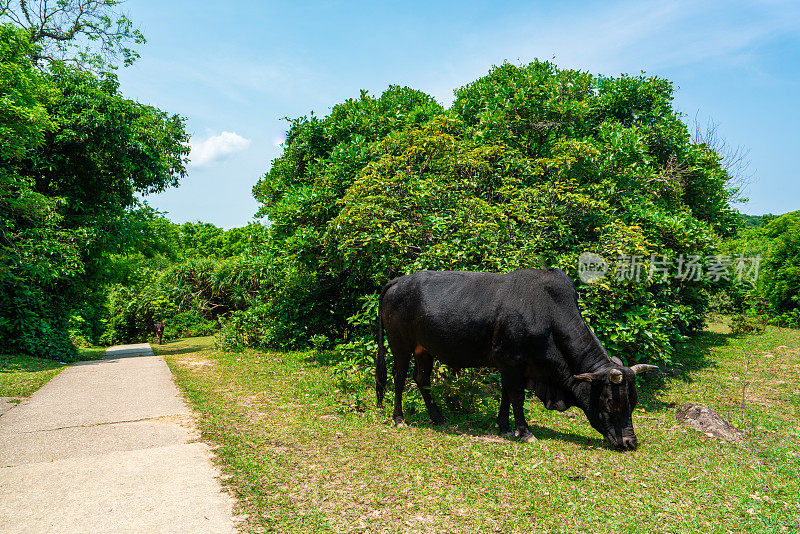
375,283,391,407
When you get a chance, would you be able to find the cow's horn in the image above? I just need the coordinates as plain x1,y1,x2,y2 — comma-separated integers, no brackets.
630,364,659,375
574,372,601,382
609,368,623,383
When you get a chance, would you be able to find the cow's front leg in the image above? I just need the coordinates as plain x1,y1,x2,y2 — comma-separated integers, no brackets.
496,382,511,435
502,370,536,442
414,353,445,425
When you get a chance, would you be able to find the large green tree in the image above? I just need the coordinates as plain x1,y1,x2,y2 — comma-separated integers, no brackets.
247,61,739,364
0,23,188,358
0,24,75,356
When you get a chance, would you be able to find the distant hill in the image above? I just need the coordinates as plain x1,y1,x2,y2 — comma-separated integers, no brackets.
739,213,775,228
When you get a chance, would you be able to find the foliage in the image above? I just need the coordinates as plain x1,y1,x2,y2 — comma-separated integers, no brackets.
98,213,272,347
761,211,800,315
214,303,271,352
168,221,271,259
0,0,145,71
728,314,765,336
0,25,188,358
102,253,271,345
739,213,773,228
718,210,800,327
1,24,78,359
249,61,740,365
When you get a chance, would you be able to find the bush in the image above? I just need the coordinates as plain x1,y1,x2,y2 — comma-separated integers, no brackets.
214,304,272,351
763,310,800,329
248,61,738,366
167,312,218,339
729,314,765,336
102,254,269,345
720,210,800,327
761,212,800,316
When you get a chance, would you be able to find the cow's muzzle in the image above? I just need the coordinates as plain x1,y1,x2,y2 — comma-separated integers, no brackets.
608,434,638,451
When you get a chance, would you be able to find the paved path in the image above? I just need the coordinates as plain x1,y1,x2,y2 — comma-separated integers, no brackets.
0,343,236,533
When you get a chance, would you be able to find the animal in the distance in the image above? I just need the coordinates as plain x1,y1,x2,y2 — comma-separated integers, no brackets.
153,322,165,345
375,269,658,450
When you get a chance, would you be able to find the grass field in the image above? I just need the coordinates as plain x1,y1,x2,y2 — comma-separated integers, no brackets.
157,323,800,533
0,346,106,398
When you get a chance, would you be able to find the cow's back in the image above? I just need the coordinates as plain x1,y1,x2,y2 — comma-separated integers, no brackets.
380,269,575,368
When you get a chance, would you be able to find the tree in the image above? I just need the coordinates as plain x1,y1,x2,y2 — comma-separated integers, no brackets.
25,63,188,221
1,24,78,357
0,24,188,358
0,0,144,70
761,212,800,321
245,61,739,364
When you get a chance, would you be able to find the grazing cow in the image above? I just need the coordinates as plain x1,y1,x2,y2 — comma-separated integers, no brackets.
375,269,658,450
153,322,165,345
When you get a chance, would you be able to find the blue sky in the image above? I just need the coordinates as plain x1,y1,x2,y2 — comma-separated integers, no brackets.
117,0,800,228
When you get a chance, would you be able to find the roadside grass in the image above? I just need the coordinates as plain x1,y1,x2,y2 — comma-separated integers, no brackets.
158,323,800,534
0,346,107,398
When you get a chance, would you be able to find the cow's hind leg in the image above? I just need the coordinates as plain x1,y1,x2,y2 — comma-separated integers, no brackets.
496,382,512,435
389,339,412,427
501,369,536,442
414,352,445,425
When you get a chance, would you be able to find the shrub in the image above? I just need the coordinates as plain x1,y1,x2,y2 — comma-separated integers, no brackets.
214,304,272,351
729,314,765,336
102,254,269,345
761,212,800,316
248,61,738,366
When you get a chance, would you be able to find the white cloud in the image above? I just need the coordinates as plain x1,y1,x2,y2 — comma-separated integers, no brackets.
189,131,252,167
272,134,286,147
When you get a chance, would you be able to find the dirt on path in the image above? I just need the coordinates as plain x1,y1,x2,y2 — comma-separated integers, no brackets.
0,343,237,533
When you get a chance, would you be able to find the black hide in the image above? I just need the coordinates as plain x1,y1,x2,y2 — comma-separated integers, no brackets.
375,269,645,450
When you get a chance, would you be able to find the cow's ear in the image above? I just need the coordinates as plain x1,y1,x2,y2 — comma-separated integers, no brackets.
573,372,601,382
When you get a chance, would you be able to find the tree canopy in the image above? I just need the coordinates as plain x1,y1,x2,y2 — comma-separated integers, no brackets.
244,61,739,364
0,23,188,358
0,0,144,70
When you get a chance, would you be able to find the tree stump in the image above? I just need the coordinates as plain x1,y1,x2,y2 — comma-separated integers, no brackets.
676,403,745,442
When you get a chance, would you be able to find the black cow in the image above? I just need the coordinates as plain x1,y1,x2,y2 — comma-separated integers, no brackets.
375,269,658,450
153,322,165,345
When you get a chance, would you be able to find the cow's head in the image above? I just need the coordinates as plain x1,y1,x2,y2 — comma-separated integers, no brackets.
573,364,658,450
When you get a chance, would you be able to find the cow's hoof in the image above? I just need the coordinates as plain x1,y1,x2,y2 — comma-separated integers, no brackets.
516,429,537,443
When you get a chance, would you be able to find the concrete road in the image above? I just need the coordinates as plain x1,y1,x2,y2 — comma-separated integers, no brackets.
0,343,237,533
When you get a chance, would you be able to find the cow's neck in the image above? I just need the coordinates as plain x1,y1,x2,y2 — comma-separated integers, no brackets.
556,315,613,375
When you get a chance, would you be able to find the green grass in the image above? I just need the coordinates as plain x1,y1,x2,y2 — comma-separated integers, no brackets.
0,345,107,398
157,324,800,533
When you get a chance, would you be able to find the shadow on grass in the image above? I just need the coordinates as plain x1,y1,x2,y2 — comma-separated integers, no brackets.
153,340,212,357
392,391,613,449
428,420,607,448
636,328,734,412
0,354,64,373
